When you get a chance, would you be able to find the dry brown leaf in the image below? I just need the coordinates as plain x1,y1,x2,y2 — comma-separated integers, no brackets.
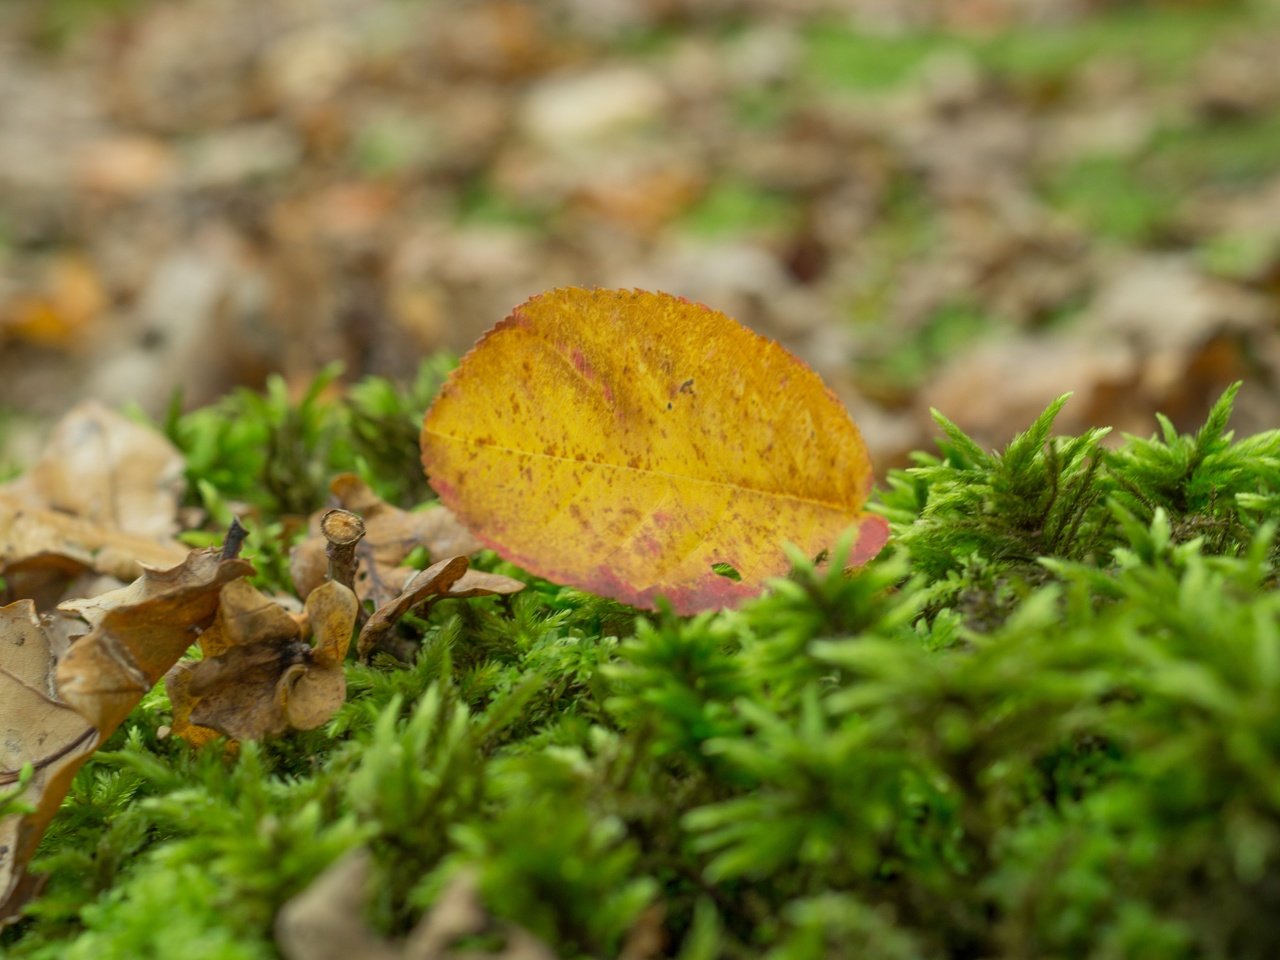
0,601,97,926
355,556,468,661
55,550,251,733
355,557,524,662
0,402,189,608
290,474,482,606
2,401,184,541
199,578,302,658
441,568,527,602
1,547,251,924
0,548,97,614
276,849,556,960
0,495,189,607
166,579,357,743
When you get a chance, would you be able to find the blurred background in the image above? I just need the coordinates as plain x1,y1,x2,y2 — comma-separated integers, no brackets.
3,0,1280,473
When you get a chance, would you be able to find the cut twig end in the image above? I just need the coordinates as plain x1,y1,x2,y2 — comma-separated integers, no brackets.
320,509,366,546
321,508,366,590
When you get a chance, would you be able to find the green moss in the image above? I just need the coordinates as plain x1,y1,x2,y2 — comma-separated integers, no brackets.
804,5,1259,93
1046,112,1280,243
803,27,952,92
680,181,798,238
1046,153,1174,243
856,301,992,395
7,372,1280,958
454,177,547,229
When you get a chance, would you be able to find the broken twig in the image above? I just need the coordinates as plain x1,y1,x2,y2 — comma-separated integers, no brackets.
321,509,365,590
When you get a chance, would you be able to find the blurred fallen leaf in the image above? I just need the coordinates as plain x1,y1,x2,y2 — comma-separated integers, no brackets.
3,401,185,540
276,849,556,960
74,135,177,196
0,402,188,608
922,256,1271,445
0,256,106,349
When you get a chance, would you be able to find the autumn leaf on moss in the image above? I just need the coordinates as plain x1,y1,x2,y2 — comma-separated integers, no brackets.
166,577,358,744
420,288,888,614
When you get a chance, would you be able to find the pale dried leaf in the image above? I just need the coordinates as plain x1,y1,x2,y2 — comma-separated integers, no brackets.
3,547,246,923
277,851,557,960
1,401,184,541
444,569,525,601
276,850,400,960
406,871,558,960
0,493,189,601
0,403,190,608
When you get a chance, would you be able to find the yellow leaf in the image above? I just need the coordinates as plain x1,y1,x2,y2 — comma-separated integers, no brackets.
420,288,888,614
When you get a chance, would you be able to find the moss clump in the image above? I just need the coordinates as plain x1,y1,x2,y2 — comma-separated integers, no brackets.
4,374,1280,959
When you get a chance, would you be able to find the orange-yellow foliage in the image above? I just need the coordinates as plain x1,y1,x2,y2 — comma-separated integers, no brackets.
421,288,887,613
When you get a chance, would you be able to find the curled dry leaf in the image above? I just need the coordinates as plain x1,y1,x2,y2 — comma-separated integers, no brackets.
276,849,556,960
421,288,888,614
55,550,253,733
0,402,188,608
1,547,251,924
166,578,358,744
356,556,524,662
290,474,482,606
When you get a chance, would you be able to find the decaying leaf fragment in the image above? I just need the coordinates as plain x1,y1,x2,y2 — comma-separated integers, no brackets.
355,556,523,661
276,849,556,960
291,474,482,607
0,402,189,607
166,578,358,744
1,547,251,924
421,287,889,614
